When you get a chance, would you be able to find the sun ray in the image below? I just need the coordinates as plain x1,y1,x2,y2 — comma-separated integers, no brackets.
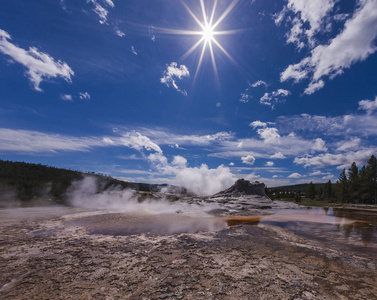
181,0,204,29
212,0,239,29
200,0,207,26
211,38,238,67
208,40,221,91
180,37,204,61
209,0,218,26
194,40,208,83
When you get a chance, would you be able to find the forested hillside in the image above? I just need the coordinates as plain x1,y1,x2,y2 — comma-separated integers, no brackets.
0,159,169,203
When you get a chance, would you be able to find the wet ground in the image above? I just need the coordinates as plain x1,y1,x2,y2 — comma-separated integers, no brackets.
1,205,377,299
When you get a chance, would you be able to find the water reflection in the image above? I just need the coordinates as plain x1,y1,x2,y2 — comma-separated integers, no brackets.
227,208,377,258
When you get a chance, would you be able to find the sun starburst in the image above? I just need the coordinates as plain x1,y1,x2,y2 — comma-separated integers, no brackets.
156,0,241,86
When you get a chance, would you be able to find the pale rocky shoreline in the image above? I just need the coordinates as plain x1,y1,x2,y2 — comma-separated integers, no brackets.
1,205,377,300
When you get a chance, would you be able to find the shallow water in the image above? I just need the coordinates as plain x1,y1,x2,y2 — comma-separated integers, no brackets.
229,207,377,258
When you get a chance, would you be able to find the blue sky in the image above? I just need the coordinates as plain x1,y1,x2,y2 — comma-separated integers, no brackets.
1,0,377,195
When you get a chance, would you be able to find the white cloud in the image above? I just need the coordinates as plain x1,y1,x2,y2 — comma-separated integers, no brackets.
0,128,103,153
322,174,334,180
249,120,267,129
60,94,72,101
285,0,337,48
288,172,303,178
251,80,267,87
310,170,327,176
115,28,125,37
271,152,286,159
294,148,377,169
304,80,324,95
277,112,377,137
265,161,274,167
160,62,189,96
79,92,91,100
281,0,377,94
241,155,256,165
0,29,74,92
336,138,361,152
359,96,377,113
272,175,279,178
239,93,251,103
313,138,327,152
260,89,290,108
229,162,235,166
104,0,114,8
131,46,137,55
88,0,113,24
256,127,281,144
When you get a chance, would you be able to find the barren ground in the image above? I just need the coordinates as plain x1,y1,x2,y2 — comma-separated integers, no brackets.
0,207,376,300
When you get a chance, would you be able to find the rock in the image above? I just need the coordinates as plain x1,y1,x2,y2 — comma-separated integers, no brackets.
212,179,267,198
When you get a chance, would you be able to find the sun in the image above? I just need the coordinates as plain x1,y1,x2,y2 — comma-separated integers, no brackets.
156,0,241,84
202,23,215,42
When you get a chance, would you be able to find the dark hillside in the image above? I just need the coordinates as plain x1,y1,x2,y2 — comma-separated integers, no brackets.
0,159,173,204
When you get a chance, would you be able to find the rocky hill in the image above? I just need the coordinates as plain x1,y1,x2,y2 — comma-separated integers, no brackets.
212,179,267,198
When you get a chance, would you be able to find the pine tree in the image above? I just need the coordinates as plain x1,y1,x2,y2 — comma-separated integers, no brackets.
336,169,348,203
358,166,369,204
366,155,377,204
306,182,316,200
324,180,333,201
348,162,359,203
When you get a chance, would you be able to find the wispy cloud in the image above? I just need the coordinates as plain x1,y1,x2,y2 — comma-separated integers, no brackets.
79,92,91,100
60,94,73,101
0,29,74,91
87,0,114,24
260,89,290,108
131,46,138,55
160,62,190,96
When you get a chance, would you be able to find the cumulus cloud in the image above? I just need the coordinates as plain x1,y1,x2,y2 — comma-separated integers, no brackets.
160,62,189,96
260,89,290,108
265,161,274,167
270,152,286,159
313,138,327,152
288,172,303,178
229,162,235,166
322,174,334,180
359,96,377,113
241,155,256,165
0,29,74,91
281,0,377,94
277,0,337,49
256,127,281,144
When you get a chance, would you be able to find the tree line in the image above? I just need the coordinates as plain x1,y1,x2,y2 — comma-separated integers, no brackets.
267,155,377,205
335,155,376,204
